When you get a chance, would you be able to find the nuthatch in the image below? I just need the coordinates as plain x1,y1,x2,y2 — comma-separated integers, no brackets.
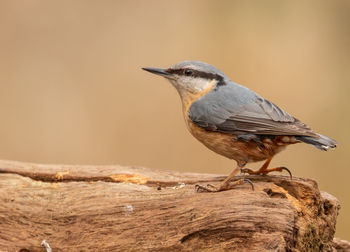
142,61,337,192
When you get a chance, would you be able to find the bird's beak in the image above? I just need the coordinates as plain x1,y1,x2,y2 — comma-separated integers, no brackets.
142,67,173,78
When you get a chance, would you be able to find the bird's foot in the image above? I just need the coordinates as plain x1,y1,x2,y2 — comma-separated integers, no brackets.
195,183,218,192
195,178,254,193
241,166,292,179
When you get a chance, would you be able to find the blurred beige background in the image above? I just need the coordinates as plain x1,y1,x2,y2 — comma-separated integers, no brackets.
0,0,349,240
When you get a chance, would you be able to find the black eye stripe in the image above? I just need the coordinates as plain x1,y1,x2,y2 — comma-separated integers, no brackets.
166,68,224,83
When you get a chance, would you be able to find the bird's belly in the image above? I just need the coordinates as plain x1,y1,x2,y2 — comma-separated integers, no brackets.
185,119,287,163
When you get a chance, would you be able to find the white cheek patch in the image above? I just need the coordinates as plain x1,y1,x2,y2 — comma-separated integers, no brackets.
182,77,214,93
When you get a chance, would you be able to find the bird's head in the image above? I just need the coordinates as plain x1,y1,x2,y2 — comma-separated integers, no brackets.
142,61,227,102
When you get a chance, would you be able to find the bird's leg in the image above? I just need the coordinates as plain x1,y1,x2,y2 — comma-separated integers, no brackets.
241,157,292,179
195,162,254,192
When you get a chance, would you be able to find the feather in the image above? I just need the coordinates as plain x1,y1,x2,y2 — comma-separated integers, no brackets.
189,81,318,138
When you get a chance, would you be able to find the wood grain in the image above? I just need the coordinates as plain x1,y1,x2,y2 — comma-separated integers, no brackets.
0,160,346,251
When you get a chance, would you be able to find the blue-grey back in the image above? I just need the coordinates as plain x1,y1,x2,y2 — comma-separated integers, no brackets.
189,80,317,137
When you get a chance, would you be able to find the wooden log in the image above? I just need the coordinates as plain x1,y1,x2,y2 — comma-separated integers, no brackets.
0,160,346,251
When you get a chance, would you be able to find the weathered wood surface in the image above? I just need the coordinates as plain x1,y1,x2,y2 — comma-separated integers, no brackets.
0,160,347,251
333,238,350,252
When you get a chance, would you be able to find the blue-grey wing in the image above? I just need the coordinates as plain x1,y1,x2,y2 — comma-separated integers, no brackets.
189,82,317,137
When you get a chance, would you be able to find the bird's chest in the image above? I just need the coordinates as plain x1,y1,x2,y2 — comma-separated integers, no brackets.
185,117,234,155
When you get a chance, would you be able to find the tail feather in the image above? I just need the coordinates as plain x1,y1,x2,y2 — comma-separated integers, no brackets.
295,134,337,151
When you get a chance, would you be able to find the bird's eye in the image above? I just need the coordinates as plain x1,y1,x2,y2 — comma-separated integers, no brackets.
184,69,193,76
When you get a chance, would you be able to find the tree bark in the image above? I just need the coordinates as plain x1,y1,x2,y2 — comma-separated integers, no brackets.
0,160,347,251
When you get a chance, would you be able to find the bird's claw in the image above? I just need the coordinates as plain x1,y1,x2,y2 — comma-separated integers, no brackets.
279,166,292,180
240,166,292,180
242,178,254,191
195,179,254,192
195,184,218,192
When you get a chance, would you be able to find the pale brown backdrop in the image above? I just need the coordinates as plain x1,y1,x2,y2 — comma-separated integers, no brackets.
0,0,349,240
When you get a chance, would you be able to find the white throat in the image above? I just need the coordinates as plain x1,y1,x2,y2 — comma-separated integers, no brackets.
167,77,217,112
169,77,214,96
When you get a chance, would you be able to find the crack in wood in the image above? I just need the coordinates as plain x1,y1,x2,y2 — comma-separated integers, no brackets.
0,169,222,188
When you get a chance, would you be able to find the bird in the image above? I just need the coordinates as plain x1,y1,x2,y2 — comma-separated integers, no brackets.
142,61,337,192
